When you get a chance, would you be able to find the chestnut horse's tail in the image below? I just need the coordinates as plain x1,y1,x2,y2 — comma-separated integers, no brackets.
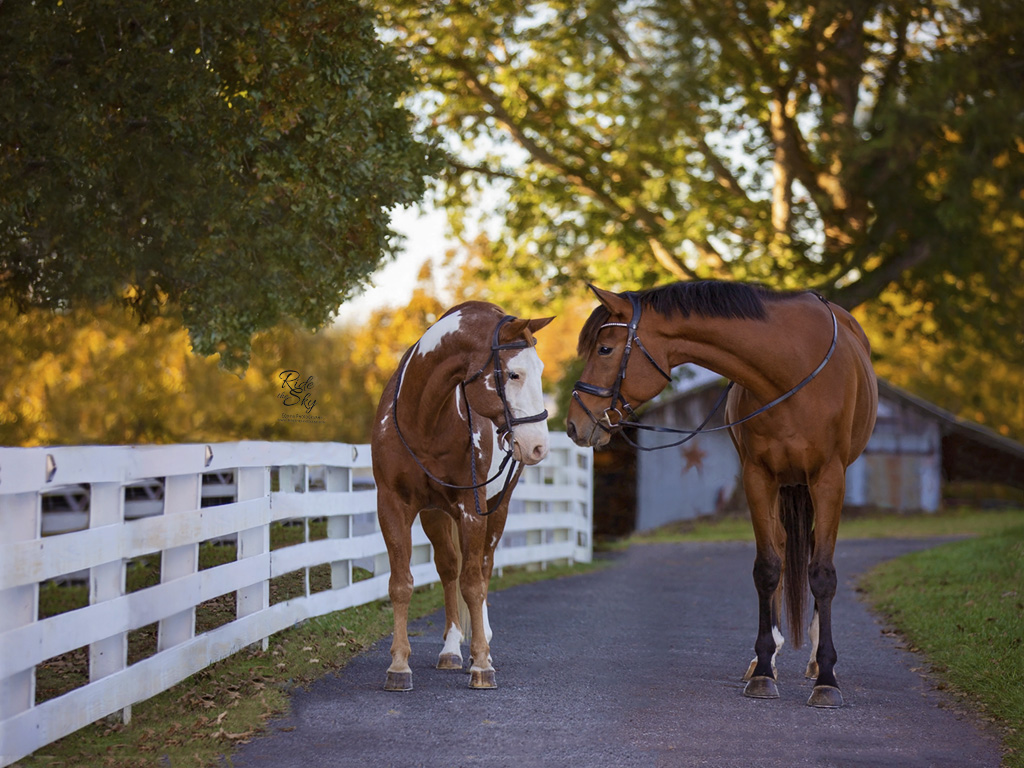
780,484,813,649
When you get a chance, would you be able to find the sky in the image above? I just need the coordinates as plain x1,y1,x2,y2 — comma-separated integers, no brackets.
334,204,452,324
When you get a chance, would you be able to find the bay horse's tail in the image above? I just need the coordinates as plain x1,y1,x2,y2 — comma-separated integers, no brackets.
780,484,813,649
451,516,472,646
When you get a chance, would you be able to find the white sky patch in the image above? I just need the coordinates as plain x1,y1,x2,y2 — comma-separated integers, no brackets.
417,310,463,356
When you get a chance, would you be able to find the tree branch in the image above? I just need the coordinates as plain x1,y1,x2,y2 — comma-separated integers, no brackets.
446,55,696,279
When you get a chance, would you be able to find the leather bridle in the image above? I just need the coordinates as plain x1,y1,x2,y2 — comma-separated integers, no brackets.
572,292,671,430
392,314,548,514
572,292,839,451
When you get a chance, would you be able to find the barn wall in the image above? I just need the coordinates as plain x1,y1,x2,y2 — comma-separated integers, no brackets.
849,396,943,512
635,387,741,531
635,382,948,530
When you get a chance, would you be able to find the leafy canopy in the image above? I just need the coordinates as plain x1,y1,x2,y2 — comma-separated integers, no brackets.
379,0,1024,366
0,0,440,370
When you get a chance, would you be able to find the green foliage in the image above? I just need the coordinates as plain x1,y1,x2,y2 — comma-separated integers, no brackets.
379,0,1024,369
0,0,440,370
0,301,375,445
863,525,1024,766
623,507,1024,547
857,292,1024,442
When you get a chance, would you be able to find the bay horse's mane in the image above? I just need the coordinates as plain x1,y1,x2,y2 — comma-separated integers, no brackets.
577,280,807,356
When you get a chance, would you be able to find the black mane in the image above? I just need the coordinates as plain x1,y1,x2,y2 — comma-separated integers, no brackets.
577,280,807,356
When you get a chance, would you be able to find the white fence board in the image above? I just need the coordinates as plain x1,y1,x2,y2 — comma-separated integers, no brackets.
0,436,591,766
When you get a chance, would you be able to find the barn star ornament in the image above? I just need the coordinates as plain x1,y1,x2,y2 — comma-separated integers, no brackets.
681,442,706,474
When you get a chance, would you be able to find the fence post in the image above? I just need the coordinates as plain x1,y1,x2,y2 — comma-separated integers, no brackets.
236,467,269,651
159,474,201,651
88,482,129,724
0,492,40,727
325,466,352,588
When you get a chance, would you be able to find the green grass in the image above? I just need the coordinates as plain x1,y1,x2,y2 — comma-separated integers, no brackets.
18,559,604,768
616,506,1024,546
862,525,1024,768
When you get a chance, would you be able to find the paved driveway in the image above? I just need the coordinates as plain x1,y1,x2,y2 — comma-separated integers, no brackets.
228,539,1003,768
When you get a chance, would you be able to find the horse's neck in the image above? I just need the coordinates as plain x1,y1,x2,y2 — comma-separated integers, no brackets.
664,300,824,398
398,350,469,440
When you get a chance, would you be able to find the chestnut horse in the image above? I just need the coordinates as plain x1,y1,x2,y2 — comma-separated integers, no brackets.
566,281,877,708
372,301,553,691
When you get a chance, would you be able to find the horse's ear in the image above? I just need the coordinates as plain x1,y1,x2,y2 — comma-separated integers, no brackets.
500,317,551,343
527,316,555,334
588,284,631,316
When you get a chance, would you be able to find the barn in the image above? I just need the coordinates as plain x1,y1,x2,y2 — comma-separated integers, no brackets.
593,366,1024,536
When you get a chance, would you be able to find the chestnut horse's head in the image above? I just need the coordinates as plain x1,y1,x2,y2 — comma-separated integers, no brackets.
458,305,554,465
566,286,673,448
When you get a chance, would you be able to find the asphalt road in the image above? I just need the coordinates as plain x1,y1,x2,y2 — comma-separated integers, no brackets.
228,539,1003,768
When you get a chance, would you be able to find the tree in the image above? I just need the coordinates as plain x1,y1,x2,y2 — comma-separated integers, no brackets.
378,0,1024,366
0,0,440,370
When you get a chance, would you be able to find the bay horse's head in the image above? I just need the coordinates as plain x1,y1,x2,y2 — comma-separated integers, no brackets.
566,285,673,448
457,303,555,465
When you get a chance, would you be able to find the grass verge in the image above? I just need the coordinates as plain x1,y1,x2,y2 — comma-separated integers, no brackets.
16,560,604,768
861,524,1024,768
614,506,1024,546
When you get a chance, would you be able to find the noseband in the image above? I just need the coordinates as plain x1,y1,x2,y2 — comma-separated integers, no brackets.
572,292,839,451
392,314,548,515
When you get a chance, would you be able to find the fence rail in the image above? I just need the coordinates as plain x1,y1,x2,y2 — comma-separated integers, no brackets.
0,435,592,766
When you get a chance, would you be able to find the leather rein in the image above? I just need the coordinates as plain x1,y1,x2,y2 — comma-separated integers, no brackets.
572,293,838,452
391,314,548,515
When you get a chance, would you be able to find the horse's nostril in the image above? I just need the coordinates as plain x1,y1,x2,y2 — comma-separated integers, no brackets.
567,422,577,440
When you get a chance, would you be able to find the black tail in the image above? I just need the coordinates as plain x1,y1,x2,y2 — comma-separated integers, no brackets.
780,484,813,648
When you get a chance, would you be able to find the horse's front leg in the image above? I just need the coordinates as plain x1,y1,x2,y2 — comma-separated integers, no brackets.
742,470,783,700
458,507,496,689
378,490,415,691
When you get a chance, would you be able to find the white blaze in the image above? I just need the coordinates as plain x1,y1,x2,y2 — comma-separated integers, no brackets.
416,310,463,356
502,347,549,465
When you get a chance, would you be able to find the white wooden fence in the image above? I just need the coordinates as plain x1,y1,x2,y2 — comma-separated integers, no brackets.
0,435,592,766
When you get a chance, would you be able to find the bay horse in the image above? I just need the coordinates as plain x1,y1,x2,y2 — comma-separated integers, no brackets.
372,301,554,691
566,281,877,708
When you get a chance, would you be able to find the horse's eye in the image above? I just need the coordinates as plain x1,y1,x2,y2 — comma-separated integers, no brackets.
508,372,520,381
598,346,614,356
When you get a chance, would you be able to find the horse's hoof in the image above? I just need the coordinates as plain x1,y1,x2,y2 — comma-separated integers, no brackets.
808,685,844,708
805,660,819,679
743,676,779,699
384,671,413,691
469,668,497,689
437,653,463,671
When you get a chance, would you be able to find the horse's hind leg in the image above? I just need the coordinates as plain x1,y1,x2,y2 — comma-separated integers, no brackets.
806,465,845,708
742,472,783,700
744,592,783,682
805,607,820,679
421,509,464,671
378,490,415,691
